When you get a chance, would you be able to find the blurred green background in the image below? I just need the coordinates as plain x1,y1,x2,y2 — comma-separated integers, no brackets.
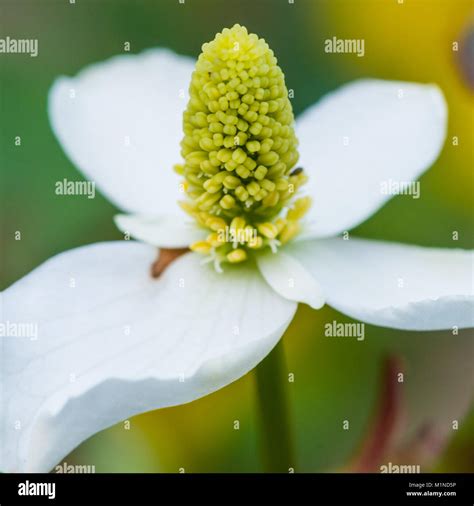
1,0,473,472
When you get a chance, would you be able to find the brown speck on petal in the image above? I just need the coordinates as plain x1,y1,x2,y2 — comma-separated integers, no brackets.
290,167,304,176
151,248,188,278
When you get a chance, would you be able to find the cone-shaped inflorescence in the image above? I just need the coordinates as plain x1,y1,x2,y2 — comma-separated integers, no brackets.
175,24,310,270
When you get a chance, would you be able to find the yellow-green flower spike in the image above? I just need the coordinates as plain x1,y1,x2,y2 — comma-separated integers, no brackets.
180,24,310,267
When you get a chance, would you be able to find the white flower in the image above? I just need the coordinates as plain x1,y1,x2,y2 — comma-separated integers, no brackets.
1,36,473,473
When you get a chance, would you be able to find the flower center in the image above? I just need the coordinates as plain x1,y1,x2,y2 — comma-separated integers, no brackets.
175,24,310,270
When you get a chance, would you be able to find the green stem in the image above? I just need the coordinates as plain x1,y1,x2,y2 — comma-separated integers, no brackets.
255,339,295,472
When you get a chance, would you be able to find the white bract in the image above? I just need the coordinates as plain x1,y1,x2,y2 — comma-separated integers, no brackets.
1,41,473,473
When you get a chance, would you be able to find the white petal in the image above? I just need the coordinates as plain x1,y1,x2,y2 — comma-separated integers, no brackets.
296,80,447,237
256,251,325,309
1,242,296,472
114,214,206,248
285,237,474,330
48,49,195,216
